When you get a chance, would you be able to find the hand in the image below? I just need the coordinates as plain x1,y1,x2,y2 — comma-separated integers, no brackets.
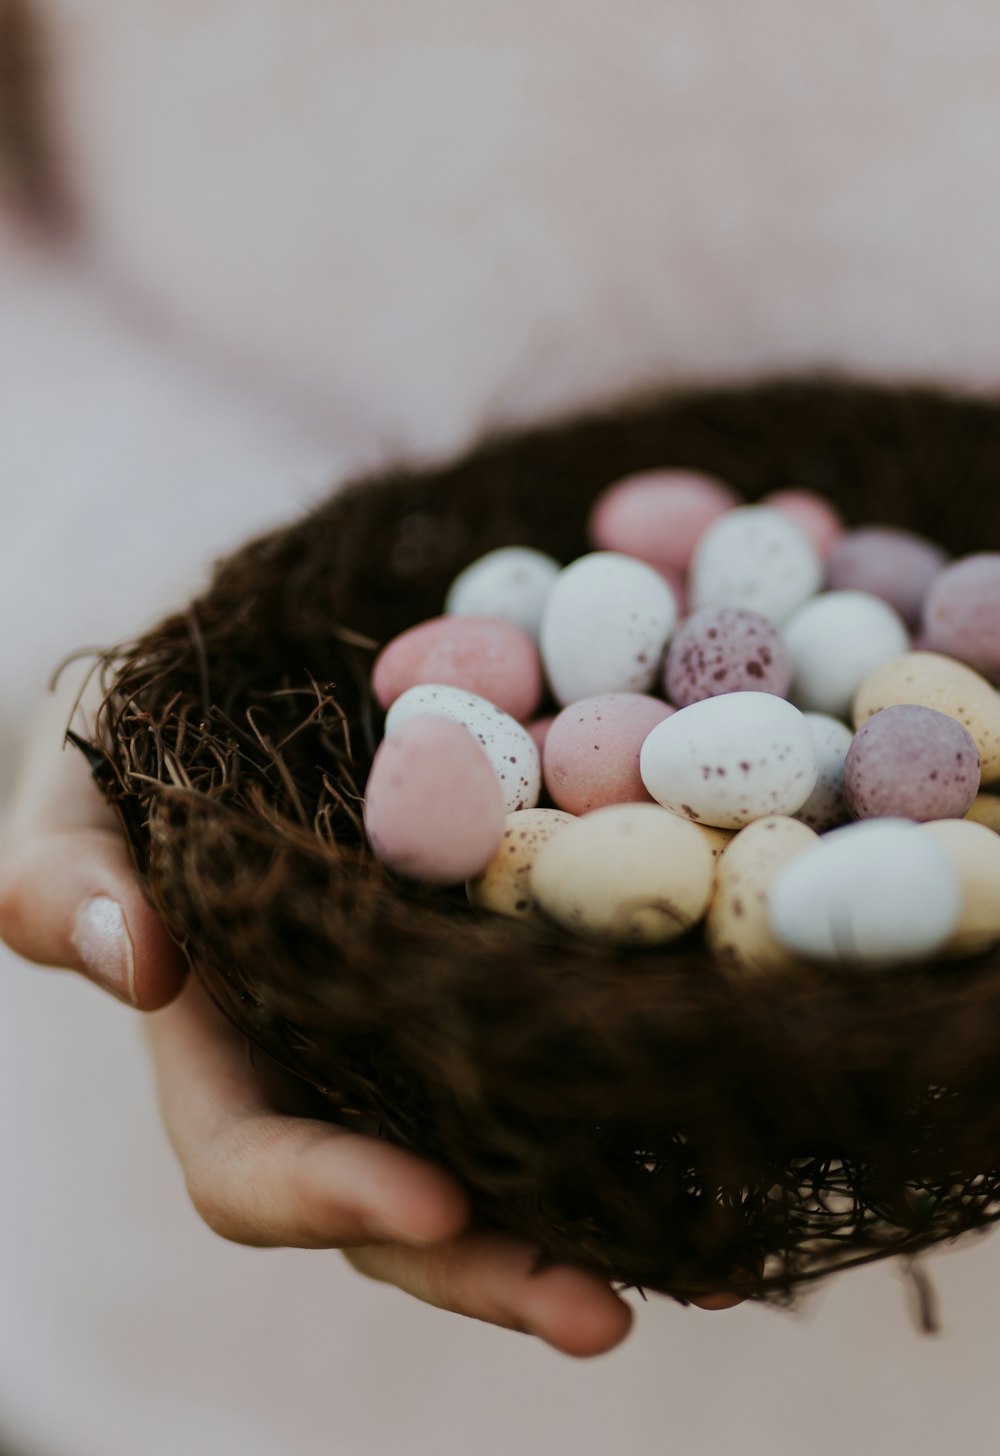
0,677,638,1355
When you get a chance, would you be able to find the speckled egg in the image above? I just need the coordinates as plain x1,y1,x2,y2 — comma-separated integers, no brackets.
663,606,792,708
795,713,854,832
364,715,506,884
445,546,561,641
919,818,1000,957
853,651,1000,785
385,683,541,813
967,794,1000,833
467,808,576,923
539,552,678,706
372,615,543,721
639,691,818,829
707,816,819,975
543,693,674,813
921,553,1000,683
769,819,961,968
587,469,739,573
782,590,910,718
688,506,824,624
827,526,948,628
531,803,716,945
843,704,980,821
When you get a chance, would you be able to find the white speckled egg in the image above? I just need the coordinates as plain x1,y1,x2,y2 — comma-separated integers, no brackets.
707,816,819,974
531,803,715,945
688,506,823,624
853,651,1000,785
769,819,961,968
639,692,818,829
385,683,540,812
467,808,576,922
782,590,910,718
445,546,562,640
539,551,678,706
919,818,1000,957
795,712,855,832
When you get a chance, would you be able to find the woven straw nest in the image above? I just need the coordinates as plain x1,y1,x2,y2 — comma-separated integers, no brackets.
81,379,1000,1315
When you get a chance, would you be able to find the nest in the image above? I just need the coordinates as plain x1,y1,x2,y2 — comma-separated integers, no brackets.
80,378,1000,1314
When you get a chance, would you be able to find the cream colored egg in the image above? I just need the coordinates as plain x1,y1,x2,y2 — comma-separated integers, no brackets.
966,794,1000,834
919,819,1000,957
531,803,715,945
467,808,576,923
695,824,735,864
853,651,1000,785
707,816,819,975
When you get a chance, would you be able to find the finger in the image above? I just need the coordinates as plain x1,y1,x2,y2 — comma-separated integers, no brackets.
345,1230,634,1359
0,682,187,1008
147,975,471,1250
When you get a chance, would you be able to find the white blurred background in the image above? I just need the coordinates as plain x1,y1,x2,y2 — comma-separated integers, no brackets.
2,2,1000,1451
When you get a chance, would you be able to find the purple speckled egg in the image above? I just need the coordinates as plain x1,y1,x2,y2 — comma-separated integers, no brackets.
663,606,792,708
543,693,674,814
922,553,1000,683
843,704,981,822
827,527,948,627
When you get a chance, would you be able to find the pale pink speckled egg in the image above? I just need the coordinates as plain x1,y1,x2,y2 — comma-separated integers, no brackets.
543,693,674,814
364,715,506,883
587,469,739,574
760,489,845,560
372,615,542,721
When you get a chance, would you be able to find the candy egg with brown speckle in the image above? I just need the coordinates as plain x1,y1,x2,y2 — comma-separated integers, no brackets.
707,815,819,974
919,818,1000,957
467,809,576,923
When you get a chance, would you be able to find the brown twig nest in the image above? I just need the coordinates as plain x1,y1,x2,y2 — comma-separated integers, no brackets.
80,379,1000,1314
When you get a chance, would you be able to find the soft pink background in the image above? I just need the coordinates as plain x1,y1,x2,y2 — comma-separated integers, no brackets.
3,5,1000,1451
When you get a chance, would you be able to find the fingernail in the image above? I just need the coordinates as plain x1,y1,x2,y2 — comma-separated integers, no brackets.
72,897,137,1006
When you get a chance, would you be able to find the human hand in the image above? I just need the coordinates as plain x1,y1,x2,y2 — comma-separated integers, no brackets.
0,679,643,1355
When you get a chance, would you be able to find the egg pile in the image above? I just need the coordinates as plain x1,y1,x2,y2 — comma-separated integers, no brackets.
362,469,1000,973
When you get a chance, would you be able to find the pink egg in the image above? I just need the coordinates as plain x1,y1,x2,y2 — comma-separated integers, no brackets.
364,716,506,883
526,715,556,754
372,615,543,721
760,489,845,560
922,553,1000,683
543,693,675,814
587,469,739,574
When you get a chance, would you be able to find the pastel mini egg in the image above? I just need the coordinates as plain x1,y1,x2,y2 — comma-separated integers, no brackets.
827,526,948,628
795,713,854,832
782,590,910,719
363,715,505,884
921,553,1000,683
853,651,1000,785
539,551,678,706
531,803,715,945
385,683,541,812
639,691,818,829
372,615,542,721
919,818,1000,957
759,490,844,560
526,715,556,755
445,546,562,641
688,506,824,624
843,704,980,822
663,606,792,708
467,808,576,922
966,794,1000,833
543,693,674,813
707,816,819,975
768,819,961,968
587,469,739,573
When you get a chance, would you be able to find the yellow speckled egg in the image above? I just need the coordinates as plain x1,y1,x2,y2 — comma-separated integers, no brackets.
853,651,1000,784
706,815,819,975
966,794,1000,834
919,818,1000,956
467,808,575,922
531,803,715,945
